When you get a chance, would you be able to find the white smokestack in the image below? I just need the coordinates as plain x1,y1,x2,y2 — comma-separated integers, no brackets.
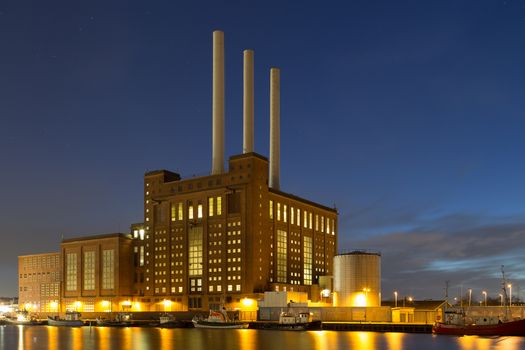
212,30,225,175
269,68,280,190
243,50,254,154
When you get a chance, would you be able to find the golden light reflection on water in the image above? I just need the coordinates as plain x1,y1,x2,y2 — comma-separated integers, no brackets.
71,326,84,350
457,335,523,350
47,325,58,349
17,326,23,350
95,326,109,350
120,326,132,349
237,329,256,350
6,325,525,350
310,330,329,349
353,331,376,349
384,331,404,350
158,328,175,350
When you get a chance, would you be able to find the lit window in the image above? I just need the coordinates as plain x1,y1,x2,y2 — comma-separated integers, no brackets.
327,218,330,234
198,204,203,219
139,246,144,266
236,284,241,292
228,285,233,291
83,251,95,291
189,204,194,220
269,200,274,219
208,197,214,217
66,253,77,291
304,211,308,228
297,209,300,226
133,230,138,238
303,236,312,285
321,217,324,233
178,203,183,220
171,203,176,221
102,249,115,290
277,203,281,221
283,205,287,223
332,219,335,235
291,207,295,225
217,285,222,292
309,213,313,229
139,229,145,240
315,215,319,231
277,230,287,283
217,196,222,215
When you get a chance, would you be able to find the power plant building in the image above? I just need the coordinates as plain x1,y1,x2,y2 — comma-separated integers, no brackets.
18,31,338,313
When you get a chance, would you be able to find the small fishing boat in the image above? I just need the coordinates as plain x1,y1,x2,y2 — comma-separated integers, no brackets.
47,311,84,327
5,310,43,326
432,316,525,336
96,313,133,327
433,266,525,336
158,313,193,328
192,309,247,329
275,311,322,331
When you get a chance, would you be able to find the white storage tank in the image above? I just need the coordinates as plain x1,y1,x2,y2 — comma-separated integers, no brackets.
333,251,381,307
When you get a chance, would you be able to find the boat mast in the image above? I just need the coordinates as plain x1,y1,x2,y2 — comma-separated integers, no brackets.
501,265,510,320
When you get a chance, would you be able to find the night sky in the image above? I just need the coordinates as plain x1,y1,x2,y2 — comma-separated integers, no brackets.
2,0,525,301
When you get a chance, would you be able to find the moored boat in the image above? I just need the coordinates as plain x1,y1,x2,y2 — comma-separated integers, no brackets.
192,309,248,329
433,317,525,336
4,310,43,326
48,311,84,327
433,266,525,336
272,311,322,331
96,313,133,327
158,313,193,328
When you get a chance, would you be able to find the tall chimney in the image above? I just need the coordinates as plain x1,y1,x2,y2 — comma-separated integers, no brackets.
243,50,254,154
269,68,280,190
212,30,225,175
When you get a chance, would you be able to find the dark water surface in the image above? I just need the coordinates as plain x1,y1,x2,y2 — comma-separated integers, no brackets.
1,325,525,350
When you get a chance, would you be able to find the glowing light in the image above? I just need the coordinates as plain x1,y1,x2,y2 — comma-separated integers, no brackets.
321,289,331,298
134,302,141,311
102,300,110,307
241,298,254,307
75,301,82,310
0,305,12,313
24,303,32,311
49,301,58,310
163,300,172,307
122,300,132,306
354,293,367,307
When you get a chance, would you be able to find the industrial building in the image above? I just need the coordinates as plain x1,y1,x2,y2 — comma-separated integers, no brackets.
18,253,61,313
18,31,338,314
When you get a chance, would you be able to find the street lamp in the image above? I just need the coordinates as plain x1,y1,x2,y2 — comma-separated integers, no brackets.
394,291,398,308
482,291,487,307
363,288,370,321
508,284,512,306
468,289,472,307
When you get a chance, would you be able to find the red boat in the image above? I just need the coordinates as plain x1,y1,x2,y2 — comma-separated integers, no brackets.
434,266,525,336
433,317,525,336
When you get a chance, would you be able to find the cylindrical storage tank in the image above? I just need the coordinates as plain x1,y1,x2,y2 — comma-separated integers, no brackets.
333,251,381,307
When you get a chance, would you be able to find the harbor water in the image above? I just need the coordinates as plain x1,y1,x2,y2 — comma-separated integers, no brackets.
1,325,525,350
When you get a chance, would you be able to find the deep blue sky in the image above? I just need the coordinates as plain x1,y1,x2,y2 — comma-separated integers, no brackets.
1,0,525,300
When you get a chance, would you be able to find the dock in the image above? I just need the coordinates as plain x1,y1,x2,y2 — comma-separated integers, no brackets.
321,322,432,333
